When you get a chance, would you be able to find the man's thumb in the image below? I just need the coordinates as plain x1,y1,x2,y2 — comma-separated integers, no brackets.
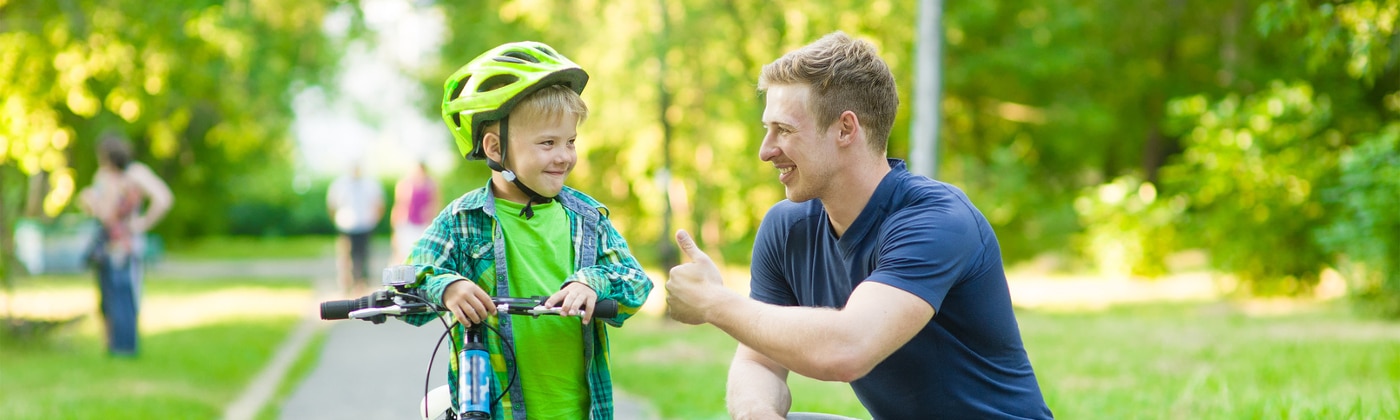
675,229,709,262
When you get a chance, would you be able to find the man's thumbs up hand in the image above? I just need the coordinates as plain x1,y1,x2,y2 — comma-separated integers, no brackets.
666,229,728,325
675,229,711,264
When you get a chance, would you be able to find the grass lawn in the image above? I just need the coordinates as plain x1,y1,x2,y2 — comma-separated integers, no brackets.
255,329,328,420
162,235,349,260
609,302,1400,419
0,275,311,420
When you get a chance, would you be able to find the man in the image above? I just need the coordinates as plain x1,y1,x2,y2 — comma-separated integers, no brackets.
665,32,1052,419
327,162,384,294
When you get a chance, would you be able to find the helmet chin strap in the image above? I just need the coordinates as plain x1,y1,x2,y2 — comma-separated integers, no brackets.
485,116,553,219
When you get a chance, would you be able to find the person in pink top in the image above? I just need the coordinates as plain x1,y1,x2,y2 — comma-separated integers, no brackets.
389,160,440,264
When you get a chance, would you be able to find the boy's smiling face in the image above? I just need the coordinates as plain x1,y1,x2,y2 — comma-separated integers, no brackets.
484,113,579,203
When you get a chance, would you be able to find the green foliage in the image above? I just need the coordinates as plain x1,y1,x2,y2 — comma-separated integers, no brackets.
1160,82,1339,293
1319,124,1400,317
1257,0,1400,84
0,0,362,239
938,0,1267,263
1073,176,1185,278
1146,0,1398,300
226,170,337,237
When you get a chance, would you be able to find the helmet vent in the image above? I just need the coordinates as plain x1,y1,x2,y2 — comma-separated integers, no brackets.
477,75,519,92
448,79,470,127
502,51,540,63
531,45,558,58
449,77,470,100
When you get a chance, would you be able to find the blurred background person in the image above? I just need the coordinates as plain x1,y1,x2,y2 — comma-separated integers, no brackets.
327,162,384,295
77,134,174,358
389,160,439,265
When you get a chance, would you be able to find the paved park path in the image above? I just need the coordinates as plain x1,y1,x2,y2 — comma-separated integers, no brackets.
160,252,658,420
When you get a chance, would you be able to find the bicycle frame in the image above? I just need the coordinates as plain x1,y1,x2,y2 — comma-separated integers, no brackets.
320,266,617,420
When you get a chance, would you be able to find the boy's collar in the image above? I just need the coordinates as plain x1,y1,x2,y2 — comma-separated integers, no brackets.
453,180,573,214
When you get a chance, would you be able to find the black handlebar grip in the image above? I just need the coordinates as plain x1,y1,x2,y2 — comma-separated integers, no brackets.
320,295,373,320
593,299,619,319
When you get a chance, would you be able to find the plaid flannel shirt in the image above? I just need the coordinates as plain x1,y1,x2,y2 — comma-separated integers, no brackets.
400,181,653,420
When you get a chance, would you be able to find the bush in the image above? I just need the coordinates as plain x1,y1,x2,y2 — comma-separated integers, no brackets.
1073,176,1185,278
1318,124,1400,317
1159,81,1339,294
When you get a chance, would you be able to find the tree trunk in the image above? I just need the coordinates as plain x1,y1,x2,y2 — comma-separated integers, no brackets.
910,0,943,179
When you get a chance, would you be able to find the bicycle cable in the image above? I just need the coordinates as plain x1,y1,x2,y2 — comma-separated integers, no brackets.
400,291,518,416
397,291,455,418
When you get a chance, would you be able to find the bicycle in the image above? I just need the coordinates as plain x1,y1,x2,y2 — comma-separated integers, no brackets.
320,265,618,420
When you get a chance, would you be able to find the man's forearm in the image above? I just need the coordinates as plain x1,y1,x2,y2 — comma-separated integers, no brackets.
727,345,791,420
705,292,862,381
704,282,931,382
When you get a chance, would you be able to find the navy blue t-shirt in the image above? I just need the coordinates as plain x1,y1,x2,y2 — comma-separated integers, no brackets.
749,159,1052,419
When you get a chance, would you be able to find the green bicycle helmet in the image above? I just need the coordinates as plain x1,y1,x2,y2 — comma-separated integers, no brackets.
441,41,589,160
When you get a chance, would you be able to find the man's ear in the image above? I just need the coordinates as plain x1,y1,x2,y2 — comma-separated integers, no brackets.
482,131,503,162
835,110,861,148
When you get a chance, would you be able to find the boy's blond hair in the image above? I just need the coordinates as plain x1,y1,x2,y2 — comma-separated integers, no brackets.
485,84,588,133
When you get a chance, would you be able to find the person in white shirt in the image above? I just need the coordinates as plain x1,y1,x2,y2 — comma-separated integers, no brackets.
327,162,384,294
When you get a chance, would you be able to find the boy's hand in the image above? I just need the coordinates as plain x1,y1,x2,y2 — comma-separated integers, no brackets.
545,282,599,324
442,279,496,326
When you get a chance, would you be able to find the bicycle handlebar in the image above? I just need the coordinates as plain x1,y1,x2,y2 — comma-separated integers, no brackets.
319,289,619,321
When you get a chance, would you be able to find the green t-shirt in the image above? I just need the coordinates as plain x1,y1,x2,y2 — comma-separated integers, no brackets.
494,198,588,418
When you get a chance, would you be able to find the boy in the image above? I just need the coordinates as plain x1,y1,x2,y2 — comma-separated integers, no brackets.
399,41,653,420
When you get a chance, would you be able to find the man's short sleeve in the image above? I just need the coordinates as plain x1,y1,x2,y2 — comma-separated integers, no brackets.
864,204,982,313
749,202,798,306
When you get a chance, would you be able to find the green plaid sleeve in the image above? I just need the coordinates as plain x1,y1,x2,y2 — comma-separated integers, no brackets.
565,212,653,327
400,205,470,327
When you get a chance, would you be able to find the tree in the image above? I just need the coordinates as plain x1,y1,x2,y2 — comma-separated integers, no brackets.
1153,0,1397,296
1,0,361,295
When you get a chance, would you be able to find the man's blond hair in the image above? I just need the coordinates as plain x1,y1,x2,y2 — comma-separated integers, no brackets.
758,31,898,152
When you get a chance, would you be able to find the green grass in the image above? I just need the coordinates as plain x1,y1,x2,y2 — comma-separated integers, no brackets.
255,329,328,420
162,235,347,260
609,303,1400,419
4,273,310,295
0,318,301,419
608,316,871,419
0,276,310,420
1025,303,1400,418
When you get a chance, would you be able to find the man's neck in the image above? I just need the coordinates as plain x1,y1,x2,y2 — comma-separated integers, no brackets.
822,156,891,238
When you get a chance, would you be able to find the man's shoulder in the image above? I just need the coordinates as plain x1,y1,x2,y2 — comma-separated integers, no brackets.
884,174,993,243
762,199,823,222
756,199,825,243
888,171,977,212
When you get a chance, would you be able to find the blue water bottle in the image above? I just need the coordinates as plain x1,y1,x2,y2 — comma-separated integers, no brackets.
458,328,492,419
